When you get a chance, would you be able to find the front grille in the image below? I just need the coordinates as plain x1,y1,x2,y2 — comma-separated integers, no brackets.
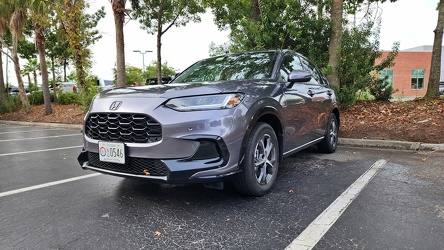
88,152,170,177
85,113,162,143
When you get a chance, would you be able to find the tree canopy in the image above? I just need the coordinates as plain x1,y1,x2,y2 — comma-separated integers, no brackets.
130,0,205,84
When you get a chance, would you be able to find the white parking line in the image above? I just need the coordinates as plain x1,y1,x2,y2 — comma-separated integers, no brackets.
285,159,387,250
0,134,81,142
0,173,101,198
0,145,83,157
0,129,58,135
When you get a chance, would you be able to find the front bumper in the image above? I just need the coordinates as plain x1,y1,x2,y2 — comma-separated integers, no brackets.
77,136,241,184
79,97,249,183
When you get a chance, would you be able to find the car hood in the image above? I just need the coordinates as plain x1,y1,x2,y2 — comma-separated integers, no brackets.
96,80,279,100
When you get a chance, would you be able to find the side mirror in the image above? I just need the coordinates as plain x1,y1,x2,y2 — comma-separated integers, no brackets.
289,70,311,83
285,70,312,88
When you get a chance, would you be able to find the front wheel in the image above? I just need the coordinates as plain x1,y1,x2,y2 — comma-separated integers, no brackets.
317,113,339,153
234,122,279,196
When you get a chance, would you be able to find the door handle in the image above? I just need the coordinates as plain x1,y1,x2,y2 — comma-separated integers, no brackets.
307,90,315,97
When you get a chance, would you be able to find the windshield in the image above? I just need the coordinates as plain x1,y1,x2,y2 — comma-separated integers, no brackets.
172,51,278,83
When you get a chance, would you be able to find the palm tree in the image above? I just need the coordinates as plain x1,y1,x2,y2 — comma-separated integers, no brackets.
22,61,34,86
30,3,53,115
59,0,90,97
0,40,6,106
9,6,31,112
0,4,7,106
23,58,40,85
110,0,128,88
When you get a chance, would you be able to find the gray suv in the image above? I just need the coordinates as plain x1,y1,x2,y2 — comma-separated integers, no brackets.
78,50,340,196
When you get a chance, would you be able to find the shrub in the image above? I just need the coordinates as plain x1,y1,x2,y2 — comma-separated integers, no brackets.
368,77,395,101
338,86,357,109
28,92,56,105
58,92,81,105
81,86,100,112
28,91,44,105
356,89,375,101
0,95,22,114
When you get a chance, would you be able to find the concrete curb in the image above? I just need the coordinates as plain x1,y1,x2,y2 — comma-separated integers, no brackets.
339,138,444,152
1,120,443,152
0,120,82,131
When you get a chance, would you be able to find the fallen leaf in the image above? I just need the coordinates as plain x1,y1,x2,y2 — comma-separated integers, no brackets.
288,190,294,193
422,158,427,162
143,169,150,175
154,231,161,236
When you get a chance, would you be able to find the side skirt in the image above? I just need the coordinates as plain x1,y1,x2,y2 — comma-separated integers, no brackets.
282,137,324,158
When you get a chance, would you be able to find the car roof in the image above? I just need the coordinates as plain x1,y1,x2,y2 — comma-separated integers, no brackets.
213,49,294,57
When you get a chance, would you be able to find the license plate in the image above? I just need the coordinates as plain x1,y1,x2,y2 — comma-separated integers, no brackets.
99,141,125,164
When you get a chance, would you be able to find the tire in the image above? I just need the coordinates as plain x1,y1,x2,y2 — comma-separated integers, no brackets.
234,122,279,196
317,113,339,153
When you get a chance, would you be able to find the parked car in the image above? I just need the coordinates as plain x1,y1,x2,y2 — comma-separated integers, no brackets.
439,81,444,95
146,76,173,85
78,50,340,196
8,87,30,96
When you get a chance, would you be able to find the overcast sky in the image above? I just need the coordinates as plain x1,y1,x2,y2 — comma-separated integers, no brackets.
1,0,441,84
378,0,438,50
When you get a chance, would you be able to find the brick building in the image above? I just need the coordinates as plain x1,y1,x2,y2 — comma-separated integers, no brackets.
375,45,443,98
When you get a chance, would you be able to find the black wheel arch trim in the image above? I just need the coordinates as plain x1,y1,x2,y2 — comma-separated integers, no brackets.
239,106,284,169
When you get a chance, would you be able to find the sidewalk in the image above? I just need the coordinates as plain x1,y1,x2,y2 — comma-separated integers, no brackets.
1,120,444,152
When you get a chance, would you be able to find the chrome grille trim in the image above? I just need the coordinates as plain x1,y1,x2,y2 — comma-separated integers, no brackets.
85,113,162,143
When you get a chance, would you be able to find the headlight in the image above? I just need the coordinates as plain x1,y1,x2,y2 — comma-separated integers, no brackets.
165,93,244,111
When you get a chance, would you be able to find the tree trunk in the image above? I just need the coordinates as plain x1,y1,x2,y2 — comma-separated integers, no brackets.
63,58,67,82
426,0,444,97
12,50,30,112
27,74,31,86
74,50,87,95
0,41,5,106
65,0,88,98
248,0,260,49
29,69,37,86
157,6,163,85
327,0,343,89
249,0,260,23
35,25,52,114
51,56,57,103
112,0,127,88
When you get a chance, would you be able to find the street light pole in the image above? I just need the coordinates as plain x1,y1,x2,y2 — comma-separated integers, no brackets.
133,50,152,72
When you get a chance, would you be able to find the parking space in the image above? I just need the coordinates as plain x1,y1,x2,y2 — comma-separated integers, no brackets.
0,123,443,249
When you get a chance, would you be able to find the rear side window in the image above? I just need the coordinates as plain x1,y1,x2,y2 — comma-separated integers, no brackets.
300,57,322,85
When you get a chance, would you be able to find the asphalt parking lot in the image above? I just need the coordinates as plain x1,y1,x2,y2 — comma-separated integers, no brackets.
1,123,443,250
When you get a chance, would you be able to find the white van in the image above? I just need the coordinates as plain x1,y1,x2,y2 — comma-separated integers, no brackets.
58,81,78,93
97,79,114,91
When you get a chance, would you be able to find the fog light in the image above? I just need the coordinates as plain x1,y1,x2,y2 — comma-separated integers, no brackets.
189,140,220,160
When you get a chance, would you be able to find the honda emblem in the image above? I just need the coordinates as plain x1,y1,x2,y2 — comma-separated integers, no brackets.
109,101,122,111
